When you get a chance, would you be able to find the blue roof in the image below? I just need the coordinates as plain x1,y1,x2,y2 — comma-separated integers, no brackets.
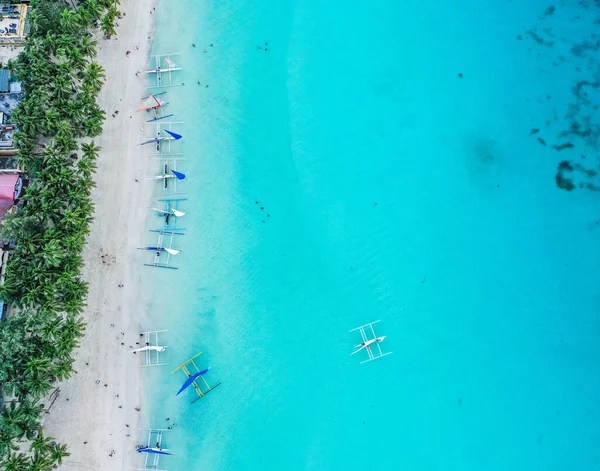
0,70,9,93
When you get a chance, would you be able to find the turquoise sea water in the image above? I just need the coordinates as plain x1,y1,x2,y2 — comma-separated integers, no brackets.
138,0,600,469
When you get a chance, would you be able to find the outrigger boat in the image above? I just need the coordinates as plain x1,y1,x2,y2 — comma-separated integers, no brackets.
148,159,186,195
349,320,392,364
135,330,169,367
148,163,186,189
139,230,184,270
138,92,174,123
147,53,183,88
140,129,183,146
150,206,185,218
142,121,184,156
151,198,188,231
138,245,180,256
135,428,172,471
138,92,168,111
137,446,173,456
146,57,182,74
133,345,167,354
171,352,221,404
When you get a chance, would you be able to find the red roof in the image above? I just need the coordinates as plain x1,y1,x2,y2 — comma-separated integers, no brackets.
0,173,18,201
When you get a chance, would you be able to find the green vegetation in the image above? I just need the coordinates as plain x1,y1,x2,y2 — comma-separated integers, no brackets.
0,0,119,468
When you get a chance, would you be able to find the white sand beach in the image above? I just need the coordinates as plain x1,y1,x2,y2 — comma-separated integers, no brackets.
44,1,157,469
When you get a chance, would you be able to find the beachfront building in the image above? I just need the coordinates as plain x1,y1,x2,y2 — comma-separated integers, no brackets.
0,173,22,294
0,3,29,46
0,69,23,157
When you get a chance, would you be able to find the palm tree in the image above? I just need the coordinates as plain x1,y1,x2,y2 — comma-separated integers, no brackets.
23,375,54,402
15,400,44,429
24,358,52,379
50,442,70,466
77,6,95,30
54,131,79,154
28,451,54,471
51,76,73,102
30,430,54,456
1,451,29,471
78,34,98,57
84,61,105,86
84,115,104,137
51,358,76,382
83,0,104,23
80,141,101,160
0,426,21,456
59,10,81,34
55,33,78,51
0,402,26,436
39,317,62,343
68,47,88,71
0,400,42,441
100,14,117,38
61,315,86,341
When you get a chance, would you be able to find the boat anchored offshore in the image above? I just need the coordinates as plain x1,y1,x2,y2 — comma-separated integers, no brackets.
349,320,393,364
171,352,221,404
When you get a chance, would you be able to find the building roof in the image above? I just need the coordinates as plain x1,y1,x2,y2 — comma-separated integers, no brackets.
0,70,8,93
0,173,18,201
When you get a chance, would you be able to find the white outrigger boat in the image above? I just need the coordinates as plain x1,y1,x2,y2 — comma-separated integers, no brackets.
146,57,182,74
146,53,183,88
150,207,185,218
141,121,184,156
349,320,392,364
133,345,167,354
138,230,184,270
147,161,186,195
135,330,170,368
147,162,186,188
138,245,180,256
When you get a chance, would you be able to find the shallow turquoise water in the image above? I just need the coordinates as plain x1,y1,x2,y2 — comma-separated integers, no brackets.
138,1,600,469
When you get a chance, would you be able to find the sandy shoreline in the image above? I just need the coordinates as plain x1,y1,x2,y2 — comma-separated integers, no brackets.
44,1,157,469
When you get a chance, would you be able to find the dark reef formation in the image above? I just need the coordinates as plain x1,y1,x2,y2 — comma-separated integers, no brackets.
523,3,600,191
555,159,599,191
